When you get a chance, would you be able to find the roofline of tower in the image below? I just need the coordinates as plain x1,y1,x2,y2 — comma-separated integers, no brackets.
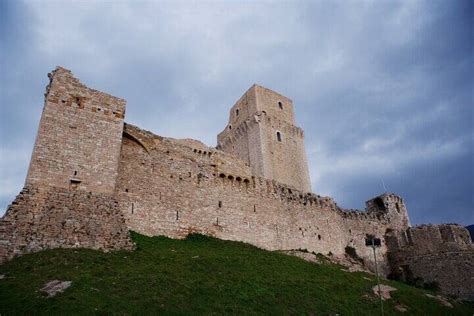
248,83,293,103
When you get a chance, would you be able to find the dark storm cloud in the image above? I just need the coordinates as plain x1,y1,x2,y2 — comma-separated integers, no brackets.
0,0,472,225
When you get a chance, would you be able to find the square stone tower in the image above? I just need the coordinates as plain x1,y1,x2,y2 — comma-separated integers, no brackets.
217,84,312,192
25,67,126,193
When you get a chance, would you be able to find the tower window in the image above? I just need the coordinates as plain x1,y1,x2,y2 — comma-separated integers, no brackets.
278,101,283,109
229,125,232,130
236,109,239,116
277,132,282,142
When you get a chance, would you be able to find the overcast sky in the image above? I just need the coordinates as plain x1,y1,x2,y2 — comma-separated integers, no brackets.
0,0,472,225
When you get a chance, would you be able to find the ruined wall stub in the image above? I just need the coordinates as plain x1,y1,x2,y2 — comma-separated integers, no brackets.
217,85,312,192
385,224,474,301
26,67,126,193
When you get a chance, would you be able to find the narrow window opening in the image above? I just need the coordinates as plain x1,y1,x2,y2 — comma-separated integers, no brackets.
125,189,129,193
318,234,322,240
229,125,232,130
236,109,239,116
277,132,282,142
216,217,219,225
218,201,222,208
254,205,256,212
131,203,134,214
176,211,179,221
278,101,283,109
373,197,386,211
73,170,78,176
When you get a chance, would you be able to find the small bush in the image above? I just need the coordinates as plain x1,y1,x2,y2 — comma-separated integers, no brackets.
185,233,212,242
345,246,364,263
423,281,440,291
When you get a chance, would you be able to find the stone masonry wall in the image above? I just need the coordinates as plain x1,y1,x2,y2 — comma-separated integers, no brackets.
26,67,126,194
386,225,474,300
217,85,263,173
116,124,409,274
258,112,312,193
0,186,134,263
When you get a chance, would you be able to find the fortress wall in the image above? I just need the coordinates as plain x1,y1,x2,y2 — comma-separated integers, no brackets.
404,252,474,301
116,125,408,272
386,225,474,300
26,67,126,194
0,186,134,263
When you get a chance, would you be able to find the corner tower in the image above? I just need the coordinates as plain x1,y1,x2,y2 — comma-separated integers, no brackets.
217,84,312,192
25,67,126,193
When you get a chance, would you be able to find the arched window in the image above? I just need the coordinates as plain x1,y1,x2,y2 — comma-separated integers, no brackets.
236,109,239,116
278,101,283,110
277,132,282,142
229,125,232,130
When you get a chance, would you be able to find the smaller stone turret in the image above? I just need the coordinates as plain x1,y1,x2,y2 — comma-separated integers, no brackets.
366,193,411,230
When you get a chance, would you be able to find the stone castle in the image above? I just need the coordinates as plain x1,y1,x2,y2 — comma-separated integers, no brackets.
1,67,472,300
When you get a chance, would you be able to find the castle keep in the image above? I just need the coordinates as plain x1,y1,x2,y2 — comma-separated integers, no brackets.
217,85,311,192
1,67,472,300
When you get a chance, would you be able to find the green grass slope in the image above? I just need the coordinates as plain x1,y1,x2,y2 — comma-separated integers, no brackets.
1,232,472,315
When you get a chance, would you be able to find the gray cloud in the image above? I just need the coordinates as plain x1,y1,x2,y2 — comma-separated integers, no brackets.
1,0,472,225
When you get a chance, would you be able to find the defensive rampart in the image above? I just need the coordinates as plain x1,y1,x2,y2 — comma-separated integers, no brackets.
386,225,474,300
116,124,409,274
0,186,134,263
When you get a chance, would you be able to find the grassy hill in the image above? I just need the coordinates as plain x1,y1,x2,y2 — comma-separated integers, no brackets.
1,232,472,315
